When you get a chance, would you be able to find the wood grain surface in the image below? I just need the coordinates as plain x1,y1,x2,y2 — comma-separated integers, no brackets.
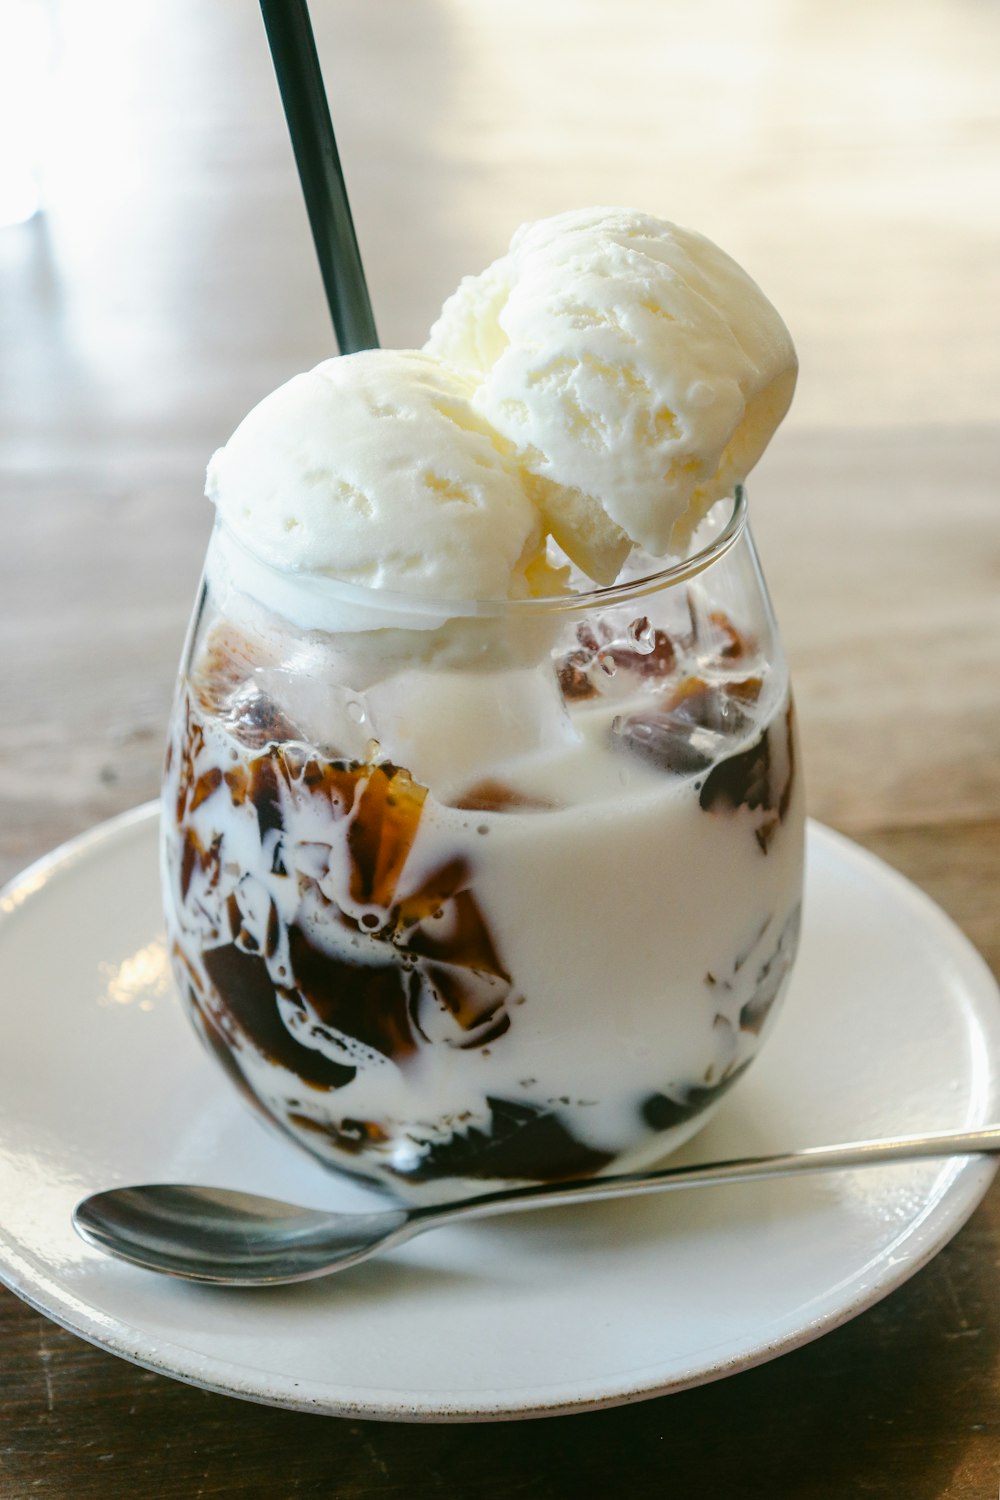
1,1,997,1495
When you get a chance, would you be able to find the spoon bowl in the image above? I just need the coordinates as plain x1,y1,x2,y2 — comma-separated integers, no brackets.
76,1185,413,1284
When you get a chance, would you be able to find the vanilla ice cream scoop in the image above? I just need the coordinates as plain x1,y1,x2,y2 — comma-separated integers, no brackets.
207,349,546,601
426,207,797,583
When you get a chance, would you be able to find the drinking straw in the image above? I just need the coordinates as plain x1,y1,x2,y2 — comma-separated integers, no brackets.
259,0,379,353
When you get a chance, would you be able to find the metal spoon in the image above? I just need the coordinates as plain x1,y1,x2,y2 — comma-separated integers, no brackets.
72,1125,1000,1286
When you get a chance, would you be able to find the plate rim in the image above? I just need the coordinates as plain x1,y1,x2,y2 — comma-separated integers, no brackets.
0,804,997,1422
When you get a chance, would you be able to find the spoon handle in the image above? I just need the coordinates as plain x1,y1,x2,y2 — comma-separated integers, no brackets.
414,1126,1000,1230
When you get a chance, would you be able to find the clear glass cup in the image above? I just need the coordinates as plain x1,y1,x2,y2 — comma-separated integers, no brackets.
161,489,805,1202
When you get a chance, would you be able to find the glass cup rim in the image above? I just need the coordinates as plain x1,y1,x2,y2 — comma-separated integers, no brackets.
213,487,748,623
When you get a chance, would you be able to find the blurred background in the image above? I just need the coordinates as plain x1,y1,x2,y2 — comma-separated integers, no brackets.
1,0,998,951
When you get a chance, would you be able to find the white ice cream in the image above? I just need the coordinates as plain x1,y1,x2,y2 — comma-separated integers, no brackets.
206,349,548,601
427,207,797,582
208,209,796,602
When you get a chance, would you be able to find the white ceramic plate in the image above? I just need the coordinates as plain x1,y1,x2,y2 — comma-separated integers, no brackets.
0,807,997,1421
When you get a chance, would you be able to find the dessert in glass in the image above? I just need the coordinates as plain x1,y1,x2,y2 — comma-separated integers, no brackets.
161,209,805,1202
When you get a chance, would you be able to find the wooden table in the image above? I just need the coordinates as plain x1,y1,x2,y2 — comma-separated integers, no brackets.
2,1,997,1493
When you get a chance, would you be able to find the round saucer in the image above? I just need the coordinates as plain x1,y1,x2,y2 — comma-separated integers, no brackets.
0,807,996,1420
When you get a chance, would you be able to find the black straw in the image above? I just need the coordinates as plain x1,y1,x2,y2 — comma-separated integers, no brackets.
259,0,379,353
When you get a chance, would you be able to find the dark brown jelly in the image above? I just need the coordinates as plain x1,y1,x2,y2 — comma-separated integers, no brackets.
174,700,520,1066
450,779,559,813
387,1097,615,1184
640,900,800,1130
640,1061,751,1131
699,699,798,853
682,594,757,662
737,904,801,1035
556,616,678,702
202,942,358,1089
557,651,600,702
611,675,767,781
698,729,772,813
613,718,714,776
